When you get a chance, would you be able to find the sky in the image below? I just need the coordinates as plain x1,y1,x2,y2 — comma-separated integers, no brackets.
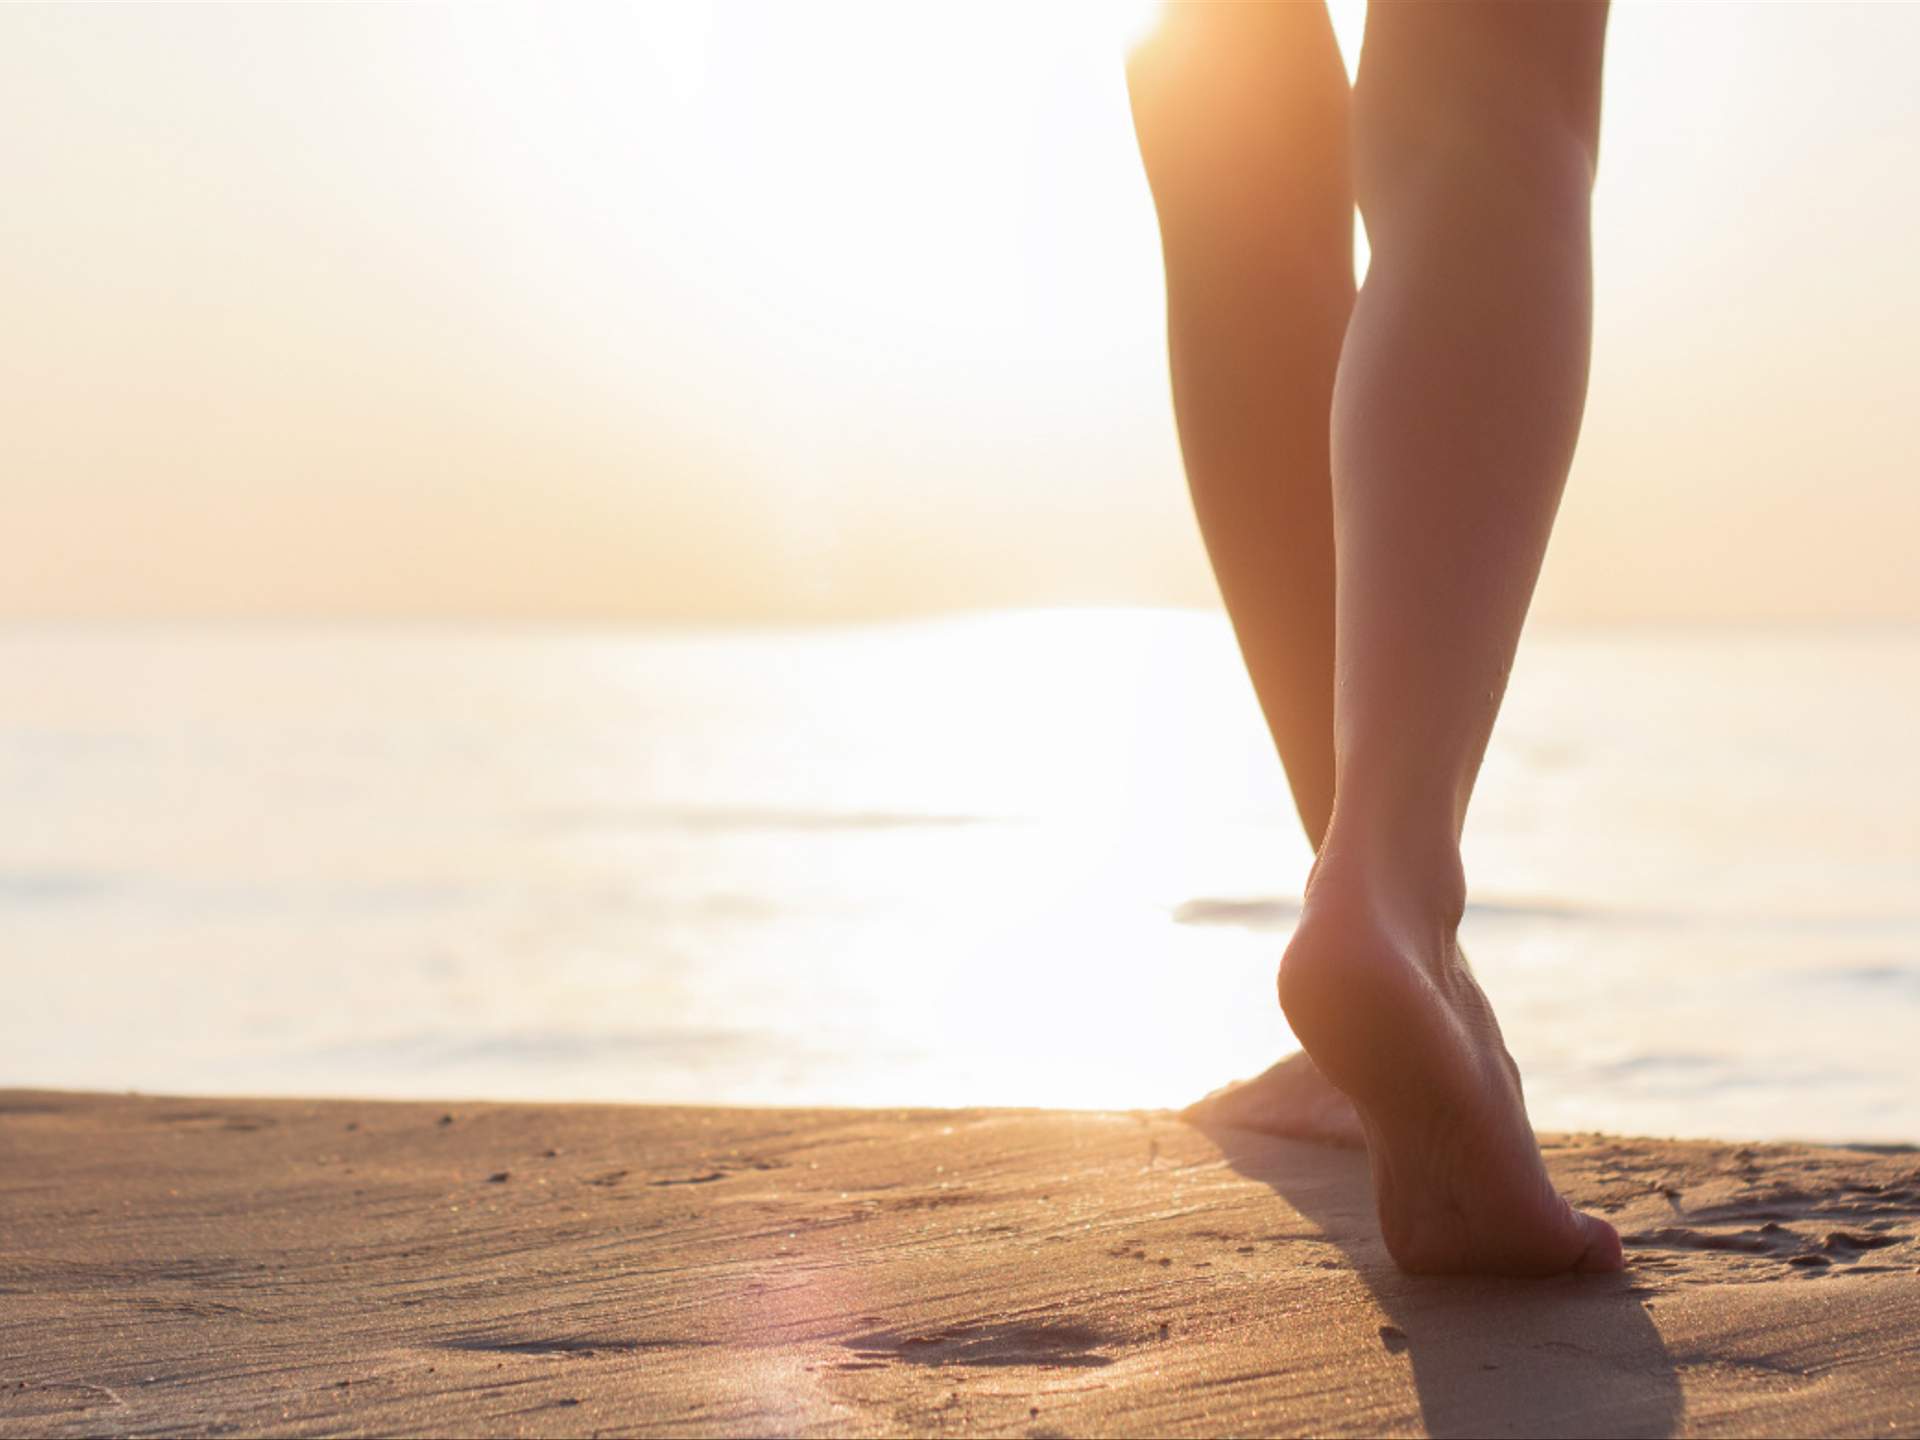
4,1,1918,625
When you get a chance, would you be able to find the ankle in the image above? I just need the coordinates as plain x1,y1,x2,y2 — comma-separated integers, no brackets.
1307,821,1467,936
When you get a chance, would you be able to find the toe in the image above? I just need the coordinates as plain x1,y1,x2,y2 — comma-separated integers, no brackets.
1572,1212,1625,1274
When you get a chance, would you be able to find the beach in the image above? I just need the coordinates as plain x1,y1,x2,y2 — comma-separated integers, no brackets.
4,619,1916,1436
4,1090,1917,1438
10,0,1920,1432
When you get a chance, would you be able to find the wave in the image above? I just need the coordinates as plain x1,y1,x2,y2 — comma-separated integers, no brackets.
532,806,998,834
1171,895,1920,934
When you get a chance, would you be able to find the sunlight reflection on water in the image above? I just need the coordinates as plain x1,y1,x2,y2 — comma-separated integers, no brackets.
2,611,1915,1141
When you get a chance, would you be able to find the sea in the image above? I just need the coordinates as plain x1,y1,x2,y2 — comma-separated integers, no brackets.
3,610,1915,1144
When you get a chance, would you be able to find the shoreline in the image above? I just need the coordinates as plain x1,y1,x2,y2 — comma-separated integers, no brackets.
3,1090,1917,1437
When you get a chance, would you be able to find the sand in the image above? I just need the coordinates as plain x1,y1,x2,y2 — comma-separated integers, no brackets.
2,1091,1918,1438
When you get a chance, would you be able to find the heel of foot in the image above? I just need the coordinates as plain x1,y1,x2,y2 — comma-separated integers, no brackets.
1278,912,1434,1104
1277,881,1612,1278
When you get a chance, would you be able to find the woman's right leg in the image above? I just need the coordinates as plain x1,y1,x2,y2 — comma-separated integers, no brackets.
1280,0,1622,1274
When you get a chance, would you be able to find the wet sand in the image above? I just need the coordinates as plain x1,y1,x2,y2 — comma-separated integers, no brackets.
3,1091,1918,1438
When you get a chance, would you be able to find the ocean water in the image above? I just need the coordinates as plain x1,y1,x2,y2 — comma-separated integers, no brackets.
2,611,1915,1143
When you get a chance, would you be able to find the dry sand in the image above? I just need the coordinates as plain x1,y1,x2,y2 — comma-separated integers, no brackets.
3,1090,1918,1438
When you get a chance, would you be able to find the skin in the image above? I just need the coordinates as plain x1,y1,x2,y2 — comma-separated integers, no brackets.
1128,0,1621,1276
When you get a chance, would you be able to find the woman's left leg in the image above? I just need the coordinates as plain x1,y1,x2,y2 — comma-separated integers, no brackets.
1128,3,1363,1144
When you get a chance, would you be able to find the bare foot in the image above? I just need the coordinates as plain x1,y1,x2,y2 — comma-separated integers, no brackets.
1279,864,1623,1276
1182,1052,1364,1147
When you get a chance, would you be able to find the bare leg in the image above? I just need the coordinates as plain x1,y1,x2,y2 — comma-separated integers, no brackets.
1128,2,1361,1145
1127,1,1347,843
1279,1,1621,1274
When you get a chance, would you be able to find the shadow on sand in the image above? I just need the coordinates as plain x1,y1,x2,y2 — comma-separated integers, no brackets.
1190,1120,1684,1440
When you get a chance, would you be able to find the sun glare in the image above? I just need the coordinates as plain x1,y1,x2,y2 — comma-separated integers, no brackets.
8,1,1920,623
